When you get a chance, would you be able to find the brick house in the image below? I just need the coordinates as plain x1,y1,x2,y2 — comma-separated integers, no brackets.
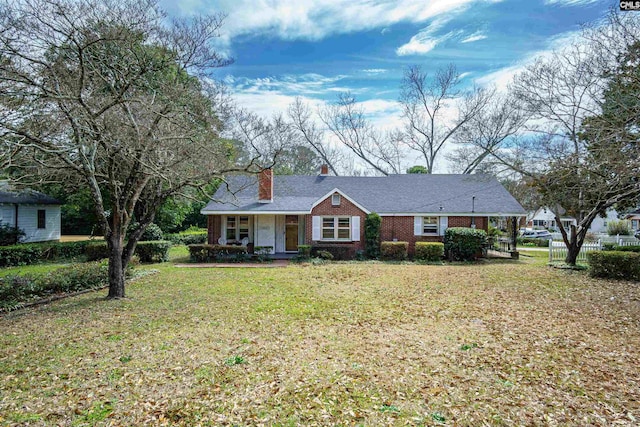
201,166,526,256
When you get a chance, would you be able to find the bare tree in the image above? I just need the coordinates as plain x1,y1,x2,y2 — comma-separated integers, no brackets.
288,98,345,175
319,92,403,175
504,10,640,265
448,89,526,174
398,64,490,173
0,0,261,298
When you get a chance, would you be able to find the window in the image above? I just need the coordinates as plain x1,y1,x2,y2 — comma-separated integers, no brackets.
37,209,46,229
226,216,236,240
422,216,438,234
225,215,251,242
321,216,350,240
238,216,250,240
331,193,341,206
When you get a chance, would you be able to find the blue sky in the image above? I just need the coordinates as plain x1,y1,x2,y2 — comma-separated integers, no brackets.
162,0,610,130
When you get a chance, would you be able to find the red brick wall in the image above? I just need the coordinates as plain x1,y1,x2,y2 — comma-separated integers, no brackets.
305,193,366,253
207,215,222,244
380,215,489,255
207,210,489,257
380,216,441,255
447,216,488,230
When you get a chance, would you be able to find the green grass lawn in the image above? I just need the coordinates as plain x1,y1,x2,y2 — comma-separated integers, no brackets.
0,262,73,278
1,255,639,426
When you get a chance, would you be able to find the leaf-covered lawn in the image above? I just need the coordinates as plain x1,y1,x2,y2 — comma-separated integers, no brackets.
1,258,639,426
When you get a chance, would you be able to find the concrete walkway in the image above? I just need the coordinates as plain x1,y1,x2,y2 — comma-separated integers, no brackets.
174,260,289,268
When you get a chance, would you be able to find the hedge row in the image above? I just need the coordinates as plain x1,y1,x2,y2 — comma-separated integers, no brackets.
86,241,172,263
164,231,208,245
602,245,640,252
0,261,111,311
415,242,444,261
0,239,172,267
444,227,487,261
188,244,251,262
587,251,640,281
380,241,408,261
0,240,92,267
310,245,354,261
517,237,550,247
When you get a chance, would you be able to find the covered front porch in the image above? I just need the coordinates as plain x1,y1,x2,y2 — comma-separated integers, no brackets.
207,214,306,255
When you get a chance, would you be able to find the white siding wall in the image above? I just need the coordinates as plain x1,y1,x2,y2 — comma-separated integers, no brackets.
16,204,61,243
0,204,16,227
275,215,285,253
588,210,619,234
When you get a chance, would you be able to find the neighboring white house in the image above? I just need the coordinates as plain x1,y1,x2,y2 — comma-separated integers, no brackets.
588,209,620,234
625,209,640,232
0,181,62,243
527,207,577,231
528,206,624,234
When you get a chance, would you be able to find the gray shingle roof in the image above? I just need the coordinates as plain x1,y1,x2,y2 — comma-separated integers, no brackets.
202,174,526,215
0,186,62,205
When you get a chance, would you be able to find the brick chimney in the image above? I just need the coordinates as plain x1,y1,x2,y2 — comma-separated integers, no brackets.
320,164,329,176
258,168,273,203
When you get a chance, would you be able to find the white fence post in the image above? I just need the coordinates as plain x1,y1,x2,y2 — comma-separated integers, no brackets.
549,238,553,263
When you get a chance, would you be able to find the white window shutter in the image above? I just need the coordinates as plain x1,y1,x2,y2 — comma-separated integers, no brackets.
312,216,321,241
351,216,360,241
439,216,448,236
414,216,422,236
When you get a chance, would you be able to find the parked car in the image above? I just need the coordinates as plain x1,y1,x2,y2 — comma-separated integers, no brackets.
521,229,553,240
635,229,640,240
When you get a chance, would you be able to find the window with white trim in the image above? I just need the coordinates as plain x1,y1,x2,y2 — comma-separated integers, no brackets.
422,216,438,234
225,215,251,241
321,216,351,240
331,193,341,206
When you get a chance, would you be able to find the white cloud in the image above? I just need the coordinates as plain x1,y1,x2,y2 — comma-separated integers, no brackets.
225,73,352,96
362,68,388,74
475,30,582,91
544,0,601,5
225,72,404,133
176,0,484,41
396,17,460,56
461,31,487,43
396,35,440,56
358,99,404,130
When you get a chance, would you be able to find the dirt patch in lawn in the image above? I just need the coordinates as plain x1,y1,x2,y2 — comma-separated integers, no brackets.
1,260,638,425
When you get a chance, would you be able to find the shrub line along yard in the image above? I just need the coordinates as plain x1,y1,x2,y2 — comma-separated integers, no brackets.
0,247,638,425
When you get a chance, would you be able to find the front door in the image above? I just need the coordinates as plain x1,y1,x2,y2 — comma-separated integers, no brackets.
285,215,299,252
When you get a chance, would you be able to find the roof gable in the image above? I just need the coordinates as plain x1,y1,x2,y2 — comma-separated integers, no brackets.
310,188,371,214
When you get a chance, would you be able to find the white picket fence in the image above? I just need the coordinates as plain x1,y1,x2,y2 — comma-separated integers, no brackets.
548,240,600,263
548,238,638,263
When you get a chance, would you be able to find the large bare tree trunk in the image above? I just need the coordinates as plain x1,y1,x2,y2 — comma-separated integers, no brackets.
564,245,581,266
106,232,126,299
